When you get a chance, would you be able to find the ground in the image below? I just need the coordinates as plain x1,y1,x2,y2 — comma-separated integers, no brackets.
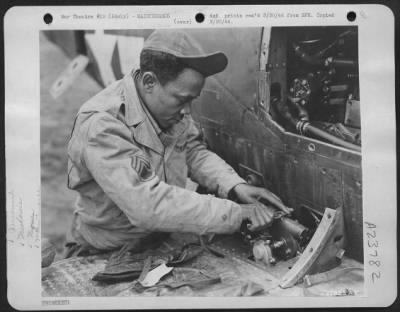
40,33,102,257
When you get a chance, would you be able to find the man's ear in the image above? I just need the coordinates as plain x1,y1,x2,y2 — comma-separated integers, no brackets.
141,72,158,92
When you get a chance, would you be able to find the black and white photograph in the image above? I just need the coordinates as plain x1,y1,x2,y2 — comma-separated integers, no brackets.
40,26,364,297
4,5,396,309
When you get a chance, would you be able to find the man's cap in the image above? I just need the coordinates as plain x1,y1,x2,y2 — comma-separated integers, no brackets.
143,29,228,77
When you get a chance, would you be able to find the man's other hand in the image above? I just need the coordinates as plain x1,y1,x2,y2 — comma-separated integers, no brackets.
240,203,274,231
233,183,292,214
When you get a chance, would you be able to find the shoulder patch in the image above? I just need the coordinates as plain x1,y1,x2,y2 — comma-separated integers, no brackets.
131,155,155,181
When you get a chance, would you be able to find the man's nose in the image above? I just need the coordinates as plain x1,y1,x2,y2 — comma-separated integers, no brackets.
180,102,192,115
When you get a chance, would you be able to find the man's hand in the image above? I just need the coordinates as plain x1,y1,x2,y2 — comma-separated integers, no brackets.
240,203,275,231
232,183,292,214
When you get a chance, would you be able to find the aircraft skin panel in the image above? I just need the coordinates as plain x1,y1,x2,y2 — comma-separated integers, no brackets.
201,123,362,262
189,27,362,261
190,27,263,140
188,28,262,110
190,27,363,262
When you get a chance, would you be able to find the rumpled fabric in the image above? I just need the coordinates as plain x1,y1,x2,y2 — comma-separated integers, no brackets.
130,268,265,297
92,239,204,283
132,267,221,295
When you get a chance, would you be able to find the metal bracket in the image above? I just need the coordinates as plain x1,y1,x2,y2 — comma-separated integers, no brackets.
280,207,345,288
238,164,266,187
258,27,272,113
49,54,89,99
258,70,270,111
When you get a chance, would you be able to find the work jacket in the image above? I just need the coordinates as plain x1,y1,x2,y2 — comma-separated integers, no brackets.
67,70,246,250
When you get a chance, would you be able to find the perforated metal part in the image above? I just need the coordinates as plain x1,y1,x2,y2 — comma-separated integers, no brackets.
42,255,110,296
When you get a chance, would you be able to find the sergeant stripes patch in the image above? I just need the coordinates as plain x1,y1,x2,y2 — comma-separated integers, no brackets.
131,155,155,181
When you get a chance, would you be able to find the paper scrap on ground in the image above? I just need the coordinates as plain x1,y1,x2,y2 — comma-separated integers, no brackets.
139,263,173,287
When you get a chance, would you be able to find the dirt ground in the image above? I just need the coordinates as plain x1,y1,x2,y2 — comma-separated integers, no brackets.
40,33,102,256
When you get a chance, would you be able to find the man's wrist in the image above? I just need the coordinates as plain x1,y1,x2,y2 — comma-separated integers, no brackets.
217,172,247,198
227,182,248,200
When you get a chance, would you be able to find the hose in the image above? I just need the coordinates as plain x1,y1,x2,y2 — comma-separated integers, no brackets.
293,44,358,68
314,29,355,58
274,99,361,152
303,123,361,152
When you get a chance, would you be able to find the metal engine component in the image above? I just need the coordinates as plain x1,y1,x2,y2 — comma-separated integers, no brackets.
252,241,275,265
280,207,345,288
252,233,303,267
290,77,311,106
270,27,360,151
279,217,310,245
240,204,311,266
240,170,312,266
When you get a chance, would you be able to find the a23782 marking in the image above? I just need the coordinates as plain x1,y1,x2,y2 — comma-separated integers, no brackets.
365,221,381,283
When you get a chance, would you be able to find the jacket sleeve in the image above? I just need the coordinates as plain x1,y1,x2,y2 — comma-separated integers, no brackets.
81,112,243,234
185,118,247,198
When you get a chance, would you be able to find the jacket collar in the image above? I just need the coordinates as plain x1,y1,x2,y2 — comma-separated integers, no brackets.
123,70,145,127
122,70,164,155
122,69,190,155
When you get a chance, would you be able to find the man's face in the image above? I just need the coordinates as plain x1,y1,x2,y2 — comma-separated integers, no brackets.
144,68,205,130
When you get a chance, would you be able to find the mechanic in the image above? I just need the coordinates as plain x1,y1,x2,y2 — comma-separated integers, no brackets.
65,29,289,256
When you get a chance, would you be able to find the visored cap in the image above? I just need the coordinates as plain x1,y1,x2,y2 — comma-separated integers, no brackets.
143,29,228,77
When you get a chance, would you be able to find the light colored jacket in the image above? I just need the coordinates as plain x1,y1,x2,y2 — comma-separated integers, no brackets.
67,70,246,250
